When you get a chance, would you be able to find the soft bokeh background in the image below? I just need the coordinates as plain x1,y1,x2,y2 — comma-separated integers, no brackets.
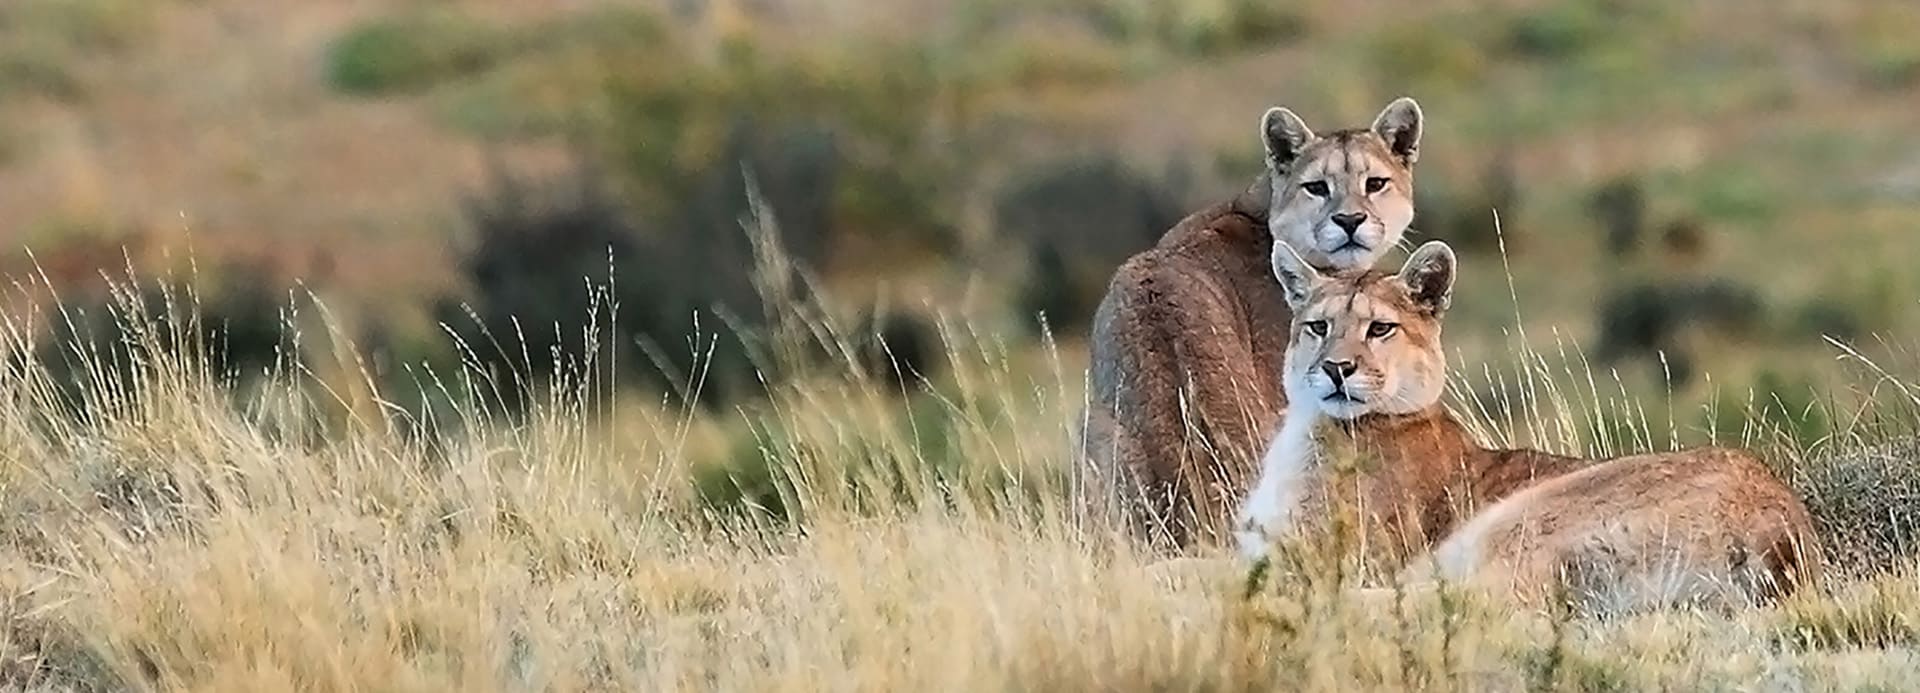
3,0,1919,507
6,2,1920,689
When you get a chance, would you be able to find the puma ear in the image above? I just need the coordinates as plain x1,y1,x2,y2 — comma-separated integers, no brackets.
1261,107,1316,174
1398,240,1456,315
1271,241,1326,310
1371,97,1424,165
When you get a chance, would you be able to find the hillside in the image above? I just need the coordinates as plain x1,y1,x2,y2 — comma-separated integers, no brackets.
0,2,1919,688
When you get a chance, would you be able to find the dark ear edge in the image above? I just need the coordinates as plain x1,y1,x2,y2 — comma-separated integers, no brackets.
1398,240,1456,315
1371,97,1424,165
1262,107,1316,174
1271,241,1326,310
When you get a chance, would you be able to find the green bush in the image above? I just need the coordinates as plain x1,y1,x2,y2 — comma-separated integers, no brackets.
1086,0,1309,58
1369,24,1488,93
34,274,294,419
1741,369,1832,450
1860,46,1920,91
441,120,847,411
1788,270,1902,344
1593,278,1766,387
436,166,662,414
0,0,153,100
850,310,941,392
695,423,794,523
1413,153,1521,255
0,0,149,51
1587,175,1647,256
1852,7,1920,91
998,156,1180,332
0,47,81,101
1687,166,1781,224
325,11,515,96
592,36,965,259
1502,0,1614,61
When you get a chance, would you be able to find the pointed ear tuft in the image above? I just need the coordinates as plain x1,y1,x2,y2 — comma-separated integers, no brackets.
1261,107,1315,174
1371,97,1424,165
1271,241,1326,310
1398,240,1456,316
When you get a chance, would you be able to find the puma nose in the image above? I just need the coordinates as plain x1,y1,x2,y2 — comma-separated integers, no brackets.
1321,360,1357,384
1330,212,1368,233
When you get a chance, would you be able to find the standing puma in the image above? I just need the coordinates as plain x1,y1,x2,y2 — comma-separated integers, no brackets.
1237,241,1821,611
1077,97,1425,550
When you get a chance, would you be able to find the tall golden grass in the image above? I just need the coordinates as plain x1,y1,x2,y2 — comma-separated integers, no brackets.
1,217,1918,692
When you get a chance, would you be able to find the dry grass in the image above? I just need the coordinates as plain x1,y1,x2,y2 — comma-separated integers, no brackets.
1,1,1917,690
0,230,1915,693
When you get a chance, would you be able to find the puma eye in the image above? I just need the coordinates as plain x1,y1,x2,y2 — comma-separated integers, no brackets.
1301,181,1329,197
1364,177,1389,193
1303,320,1329,337
1366,321,1398,339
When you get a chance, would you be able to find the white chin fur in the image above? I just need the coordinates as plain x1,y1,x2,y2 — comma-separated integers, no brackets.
1293,380,1375,420
1310,223,1394,268
1321,245,1374,268
1316,399,1371,419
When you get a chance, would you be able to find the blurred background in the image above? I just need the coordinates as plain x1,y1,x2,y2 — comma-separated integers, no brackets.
1,0,1917,448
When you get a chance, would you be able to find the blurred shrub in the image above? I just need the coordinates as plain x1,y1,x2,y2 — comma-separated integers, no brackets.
1587,175,1646,257
325,11,517,96
1016,245,1081,335
1687,166,1780,224
1656,216,1708,266
595,36,959,262
1502,0,1611,61
430,8,671,138
408,2,1169,274
1851,6,1920,91
442,118,849,411
1414,153,1520,254
1858,45,1920,91
37,274,292,415
1793,302,1867,347
0,0,153,101
675,120,839,273
966,28,1134,91
850,310,941,392
1789,270,1901,345
995,156,1174,256
436,166,657,413
695,422,793,523
997,155,1179,331
0,43,81,102
1085,0,1309,58
1737,368,1832,451
1370,23,1488,93
0,0,149,51
1594,278,1765,387
195,269,296,378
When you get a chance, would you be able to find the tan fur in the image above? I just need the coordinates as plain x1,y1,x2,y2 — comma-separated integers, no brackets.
1413,447,1822,612
1077,99,1425,550
1240,248,1582,562
1244,243,1823,611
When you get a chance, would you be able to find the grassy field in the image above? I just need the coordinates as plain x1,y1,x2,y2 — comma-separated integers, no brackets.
0,0,1919,689
0,246,1917,691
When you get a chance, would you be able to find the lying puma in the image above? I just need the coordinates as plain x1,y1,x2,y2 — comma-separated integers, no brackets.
1236,241,1822,611
1078,97,1426,550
